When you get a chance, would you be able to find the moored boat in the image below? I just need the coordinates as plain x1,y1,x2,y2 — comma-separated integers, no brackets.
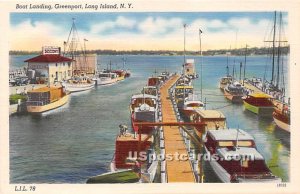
174,85,193,109
224,81,245,103
204,129,282,183
27,86,69,113
93,72,118,85
219,76,232,90
62,75,95,93
182,93,204,119
273,103,290,132
243,93,274,116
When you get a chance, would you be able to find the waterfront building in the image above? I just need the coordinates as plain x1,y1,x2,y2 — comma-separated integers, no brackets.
25,47,73,85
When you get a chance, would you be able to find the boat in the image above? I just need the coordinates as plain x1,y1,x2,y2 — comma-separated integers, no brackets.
182,93,204,119
191,109,227,138
204,129,282,183
62,19,96,92
147,76,162,88
93,72,118,85
219,51,233,90
174,85,194,109
130,93,158,114
109,130,158,183
130,92,158,134
273,103,290,132
223,81,246,103
112,69,126,82
62,74,95,93
26,86,69,113
219,76,233,90
243,93,274,116
132,103,159,134
142,86,158,97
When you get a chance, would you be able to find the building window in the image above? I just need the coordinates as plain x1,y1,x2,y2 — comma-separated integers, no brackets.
56,63,58,67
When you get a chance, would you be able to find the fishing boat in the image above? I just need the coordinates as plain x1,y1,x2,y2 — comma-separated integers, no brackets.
219,76,232,90
27,86,69,113
62,74,95,93
223,81,246,103
204,129,282,183
112,69,126,82
243,93,274,117
93,72,118,85
62,19,96,92
273,103,290,132
219,54,232,90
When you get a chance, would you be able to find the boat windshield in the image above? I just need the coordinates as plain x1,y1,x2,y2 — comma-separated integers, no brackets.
218,140,253,147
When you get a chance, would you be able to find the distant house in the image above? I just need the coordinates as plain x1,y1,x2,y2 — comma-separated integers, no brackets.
25,46,73,85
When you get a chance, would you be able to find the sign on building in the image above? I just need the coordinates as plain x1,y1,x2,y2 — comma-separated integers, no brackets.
42,46,61,55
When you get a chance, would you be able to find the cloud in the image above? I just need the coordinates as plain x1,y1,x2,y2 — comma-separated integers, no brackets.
137,17,183,35
10,14,286,51
90,16,136,34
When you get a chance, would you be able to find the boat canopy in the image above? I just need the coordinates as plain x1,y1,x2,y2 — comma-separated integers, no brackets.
248,93,273,98
217,147,264,160
175,85,193,89
208,129,254,141
195,109,225,119
131,94,158,100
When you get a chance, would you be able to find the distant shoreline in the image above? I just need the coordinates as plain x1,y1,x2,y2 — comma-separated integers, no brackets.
9,46,289,56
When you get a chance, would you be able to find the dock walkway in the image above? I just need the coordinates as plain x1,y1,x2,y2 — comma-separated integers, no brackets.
160,75,196,182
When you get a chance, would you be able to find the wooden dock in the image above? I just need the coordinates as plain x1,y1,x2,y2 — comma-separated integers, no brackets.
160,74,196,182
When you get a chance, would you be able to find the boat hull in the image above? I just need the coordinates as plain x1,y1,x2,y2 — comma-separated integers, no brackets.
224,89,243,103
204,146,281,183
27,94,69,113
94,78,118,85
273,114,290,132
63,82,95,93
243,101,274,117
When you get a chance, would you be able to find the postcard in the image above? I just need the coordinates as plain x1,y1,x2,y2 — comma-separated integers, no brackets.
0,0,299,193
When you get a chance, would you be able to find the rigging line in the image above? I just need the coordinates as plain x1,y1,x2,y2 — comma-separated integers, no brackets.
211,103,233,110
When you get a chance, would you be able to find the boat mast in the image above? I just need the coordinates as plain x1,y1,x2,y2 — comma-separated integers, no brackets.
183,24,187,64
243,45,247,85
271,11,277,85
199,28,203,101
183,24,187,101
276,12,282,89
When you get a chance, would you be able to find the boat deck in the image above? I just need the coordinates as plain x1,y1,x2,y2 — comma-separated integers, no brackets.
242,81,263,93
160,74,196,182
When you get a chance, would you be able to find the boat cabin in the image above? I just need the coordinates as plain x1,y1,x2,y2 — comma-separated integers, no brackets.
130,94,157,113
142,86,158,97
147,77,161,87
27,86,65,106
205,129,280,182
244,93,273,107
192,109,226,131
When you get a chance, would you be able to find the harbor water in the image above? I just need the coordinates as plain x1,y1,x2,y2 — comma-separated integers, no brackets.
9,55,290,183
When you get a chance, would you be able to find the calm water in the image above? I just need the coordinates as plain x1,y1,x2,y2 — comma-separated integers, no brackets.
9,55,290,183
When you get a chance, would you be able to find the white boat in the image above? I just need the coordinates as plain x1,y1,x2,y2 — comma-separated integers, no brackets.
93,72,118,85
62,76,95,93
182,93,204,119
204,129,282,183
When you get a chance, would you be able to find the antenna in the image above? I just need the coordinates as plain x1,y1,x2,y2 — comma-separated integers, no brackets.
235,127,240,150
199,29,203,101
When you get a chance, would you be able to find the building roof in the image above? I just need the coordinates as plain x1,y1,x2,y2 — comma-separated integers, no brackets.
24,54,73,63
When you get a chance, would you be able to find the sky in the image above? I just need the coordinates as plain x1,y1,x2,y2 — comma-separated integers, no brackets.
10,12,288,51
